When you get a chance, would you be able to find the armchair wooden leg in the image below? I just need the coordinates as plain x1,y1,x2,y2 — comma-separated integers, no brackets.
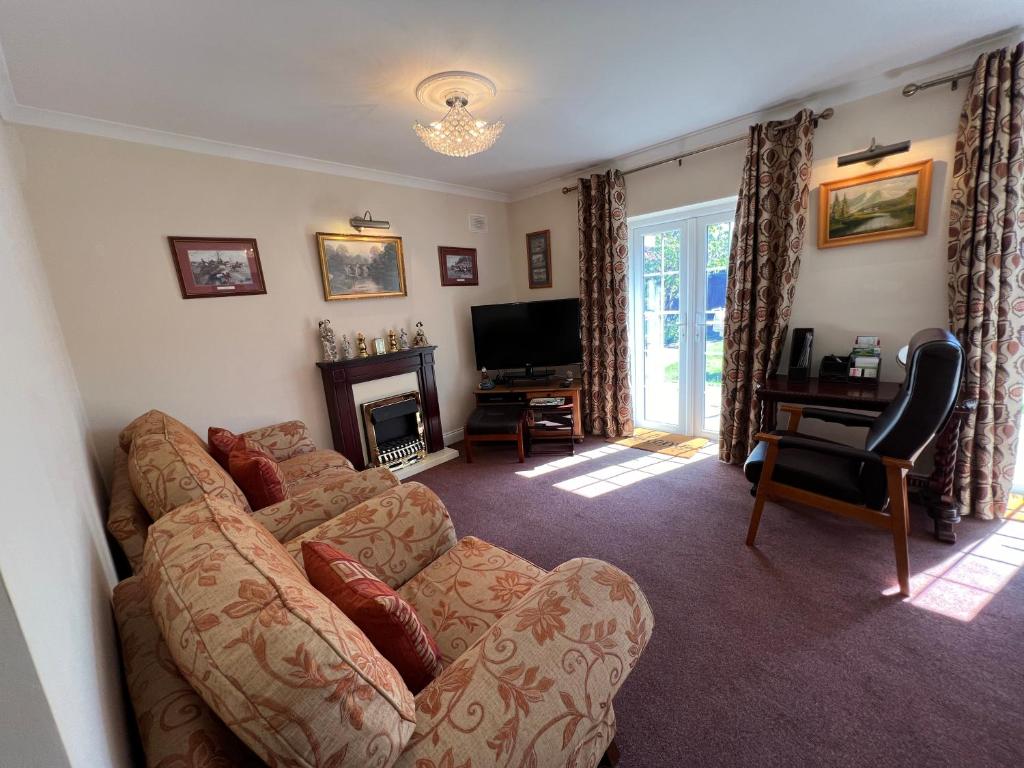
516,429,525,463
885,461,912,597
746,437,780,546
464,434,474,463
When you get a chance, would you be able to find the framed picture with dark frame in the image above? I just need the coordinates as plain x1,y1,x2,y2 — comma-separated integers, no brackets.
437,246,479,286
167,236,267,299
526,229,552,289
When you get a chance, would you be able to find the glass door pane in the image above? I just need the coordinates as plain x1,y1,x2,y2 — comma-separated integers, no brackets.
640,229,682,428
701,218,733,433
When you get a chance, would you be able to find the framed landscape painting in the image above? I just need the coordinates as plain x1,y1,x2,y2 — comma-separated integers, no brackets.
437,246,479,286
316,233,406,301
818,159,932,248
168,236,267,299
526,229,552,289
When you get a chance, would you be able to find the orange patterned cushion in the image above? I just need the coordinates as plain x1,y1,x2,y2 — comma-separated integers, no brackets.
144,496,415,765
228,438,288,510
208,426,240,470
128,431,250,520
303,541,443,694
119,409,206,452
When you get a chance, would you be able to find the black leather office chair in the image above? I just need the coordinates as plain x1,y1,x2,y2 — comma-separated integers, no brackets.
743,328,964,595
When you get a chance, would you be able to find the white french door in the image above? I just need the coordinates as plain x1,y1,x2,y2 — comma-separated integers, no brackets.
629,199,735,438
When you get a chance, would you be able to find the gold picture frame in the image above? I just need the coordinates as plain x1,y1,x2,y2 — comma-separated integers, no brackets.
316,232,407,300
818,159,932,249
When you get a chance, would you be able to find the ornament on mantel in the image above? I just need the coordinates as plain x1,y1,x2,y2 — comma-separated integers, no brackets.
318,320,339,362
411,321,429,348
387,329,399,353
340,334,353,360
399,328,410,350
356,333,369,358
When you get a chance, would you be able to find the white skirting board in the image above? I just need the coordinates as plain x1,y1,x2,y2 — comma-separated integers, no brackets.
392,446,459,480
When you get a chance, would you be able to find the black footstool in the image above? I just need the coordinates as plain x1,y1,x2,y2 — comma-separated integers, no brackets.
464,406,526,463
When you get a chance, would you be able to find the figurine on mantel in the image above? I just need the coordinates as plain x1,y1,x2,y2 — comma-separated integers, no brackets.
399,328,410,350
411,321,429,348
340,334,353,360
356,333,369,358
387,329,399,353
318,320,339,362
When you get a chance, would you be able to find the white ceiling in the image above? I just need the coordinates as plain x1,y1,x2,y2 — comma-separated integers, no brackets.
0,1,1020,197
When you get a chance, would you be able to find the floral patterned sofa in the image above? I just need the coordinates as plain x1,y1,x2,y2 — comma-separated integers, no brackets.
107,409,398,573
109,411,654,767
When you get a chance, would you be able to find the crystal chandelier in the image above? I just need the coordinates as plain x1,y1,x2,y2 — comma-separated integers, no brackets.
414,94,504,157
413,72,504,158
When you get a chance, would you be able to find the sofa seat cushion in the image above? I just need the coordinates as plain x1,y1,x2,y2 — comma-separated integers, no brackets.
129,431,250,520
144,496,416,766
398,536,546,664
112,576,262,767
119,409,206,452
303,541,443,694
228,438,289,510
280,449,355,485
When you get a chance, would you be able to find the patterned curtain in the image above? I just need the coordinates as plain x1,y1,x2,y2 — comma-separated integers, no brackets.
578,170,633,437
948,42,1024,520
719,110,816,463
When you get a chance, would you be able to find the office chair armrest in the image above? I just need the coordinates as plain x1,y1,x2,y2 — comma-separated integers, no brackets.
800,407,878,428
774,434,884,465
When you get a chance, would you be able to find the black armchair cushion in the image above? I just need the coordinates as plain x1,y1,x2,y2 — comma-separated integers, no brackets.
744,431,868,507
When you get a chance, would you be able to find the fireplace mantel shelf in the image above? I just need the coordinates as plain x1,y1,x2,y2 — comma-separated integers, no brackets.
317,346,443,470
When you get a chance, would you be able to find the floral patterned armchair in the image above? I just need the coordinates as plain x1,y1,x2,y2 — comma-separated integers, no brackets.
114,480,654,767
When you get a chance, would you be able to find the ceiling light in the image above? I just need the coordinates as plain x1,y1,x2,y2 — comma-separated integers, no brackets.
413,71,504,158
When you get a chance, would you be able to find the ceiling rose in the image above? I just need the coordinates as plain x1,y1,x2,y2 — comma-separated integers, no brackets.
413,71,505,158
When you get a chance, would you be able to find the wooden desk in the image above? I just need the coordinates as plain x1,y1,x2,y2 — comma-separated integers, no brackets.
474,379,583,441
756,375,977,543
757,376,900,432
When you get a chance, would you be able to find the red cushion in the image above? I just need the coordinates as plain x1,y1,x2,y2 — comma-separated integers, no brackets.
302,541,443,693
208,426,240,470
228,438,287,510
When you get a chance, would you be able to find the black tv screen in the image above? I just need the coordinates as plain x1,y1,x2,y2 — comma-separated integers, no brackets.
471,298,582,370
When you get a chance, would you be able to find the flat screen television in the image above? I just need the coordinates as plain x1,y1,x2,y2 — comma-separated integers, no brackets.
471,298,582,374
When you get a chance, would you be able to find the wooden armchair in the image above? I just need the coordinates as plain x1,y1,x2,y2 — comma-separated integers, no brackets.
743,329,964,596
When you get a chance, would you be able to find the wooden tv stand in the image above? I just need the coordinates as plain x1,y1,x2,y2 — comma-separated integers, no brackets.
473,378,583,442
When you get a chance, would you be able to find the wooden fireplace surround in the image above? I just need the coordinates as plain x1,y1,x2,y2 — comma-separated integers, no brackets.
317,346,443,470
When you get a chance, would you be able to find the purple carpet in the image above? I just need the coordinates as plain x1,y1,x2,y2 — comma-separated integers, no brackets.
413,438,1024,767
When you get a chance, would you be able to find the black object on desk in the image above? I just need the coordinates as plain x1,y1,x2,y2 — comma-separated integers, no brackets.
787,328,814,381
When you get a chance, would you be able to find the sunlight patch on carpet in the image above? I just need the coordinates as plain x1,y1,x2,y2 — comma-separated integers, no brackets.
884,517,1024,621
552,445,713,498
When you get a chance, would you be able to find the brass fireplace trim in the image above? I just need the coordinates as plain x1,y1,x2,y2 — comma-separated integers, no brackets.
361,391,427,470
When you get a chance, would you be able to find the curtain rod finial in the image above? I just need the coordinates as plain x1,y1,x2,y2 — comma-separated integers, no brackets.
819,107,834,120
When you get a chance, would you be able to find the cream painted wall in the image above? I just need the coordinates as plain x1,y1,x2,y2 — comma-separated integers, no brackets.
17,125,514,476
508,84,964,381
0,120,131,766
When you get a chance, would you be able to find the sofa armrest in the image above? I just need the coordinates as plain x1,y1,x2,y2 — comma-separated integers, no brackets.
241,419,317,462
398,558,653,768
251,466,398,542
285,481,457,589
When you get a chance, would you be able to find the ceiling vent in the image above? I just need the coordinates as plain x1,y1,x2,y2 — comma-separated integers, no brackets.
468,214,488,233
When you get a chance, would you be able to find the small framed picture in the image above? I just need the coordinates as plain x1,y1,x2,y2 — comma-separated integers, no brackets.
167,237,267,299
437,246,479,286
526,229,552,289
818,160,933,249
372,337,386,355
